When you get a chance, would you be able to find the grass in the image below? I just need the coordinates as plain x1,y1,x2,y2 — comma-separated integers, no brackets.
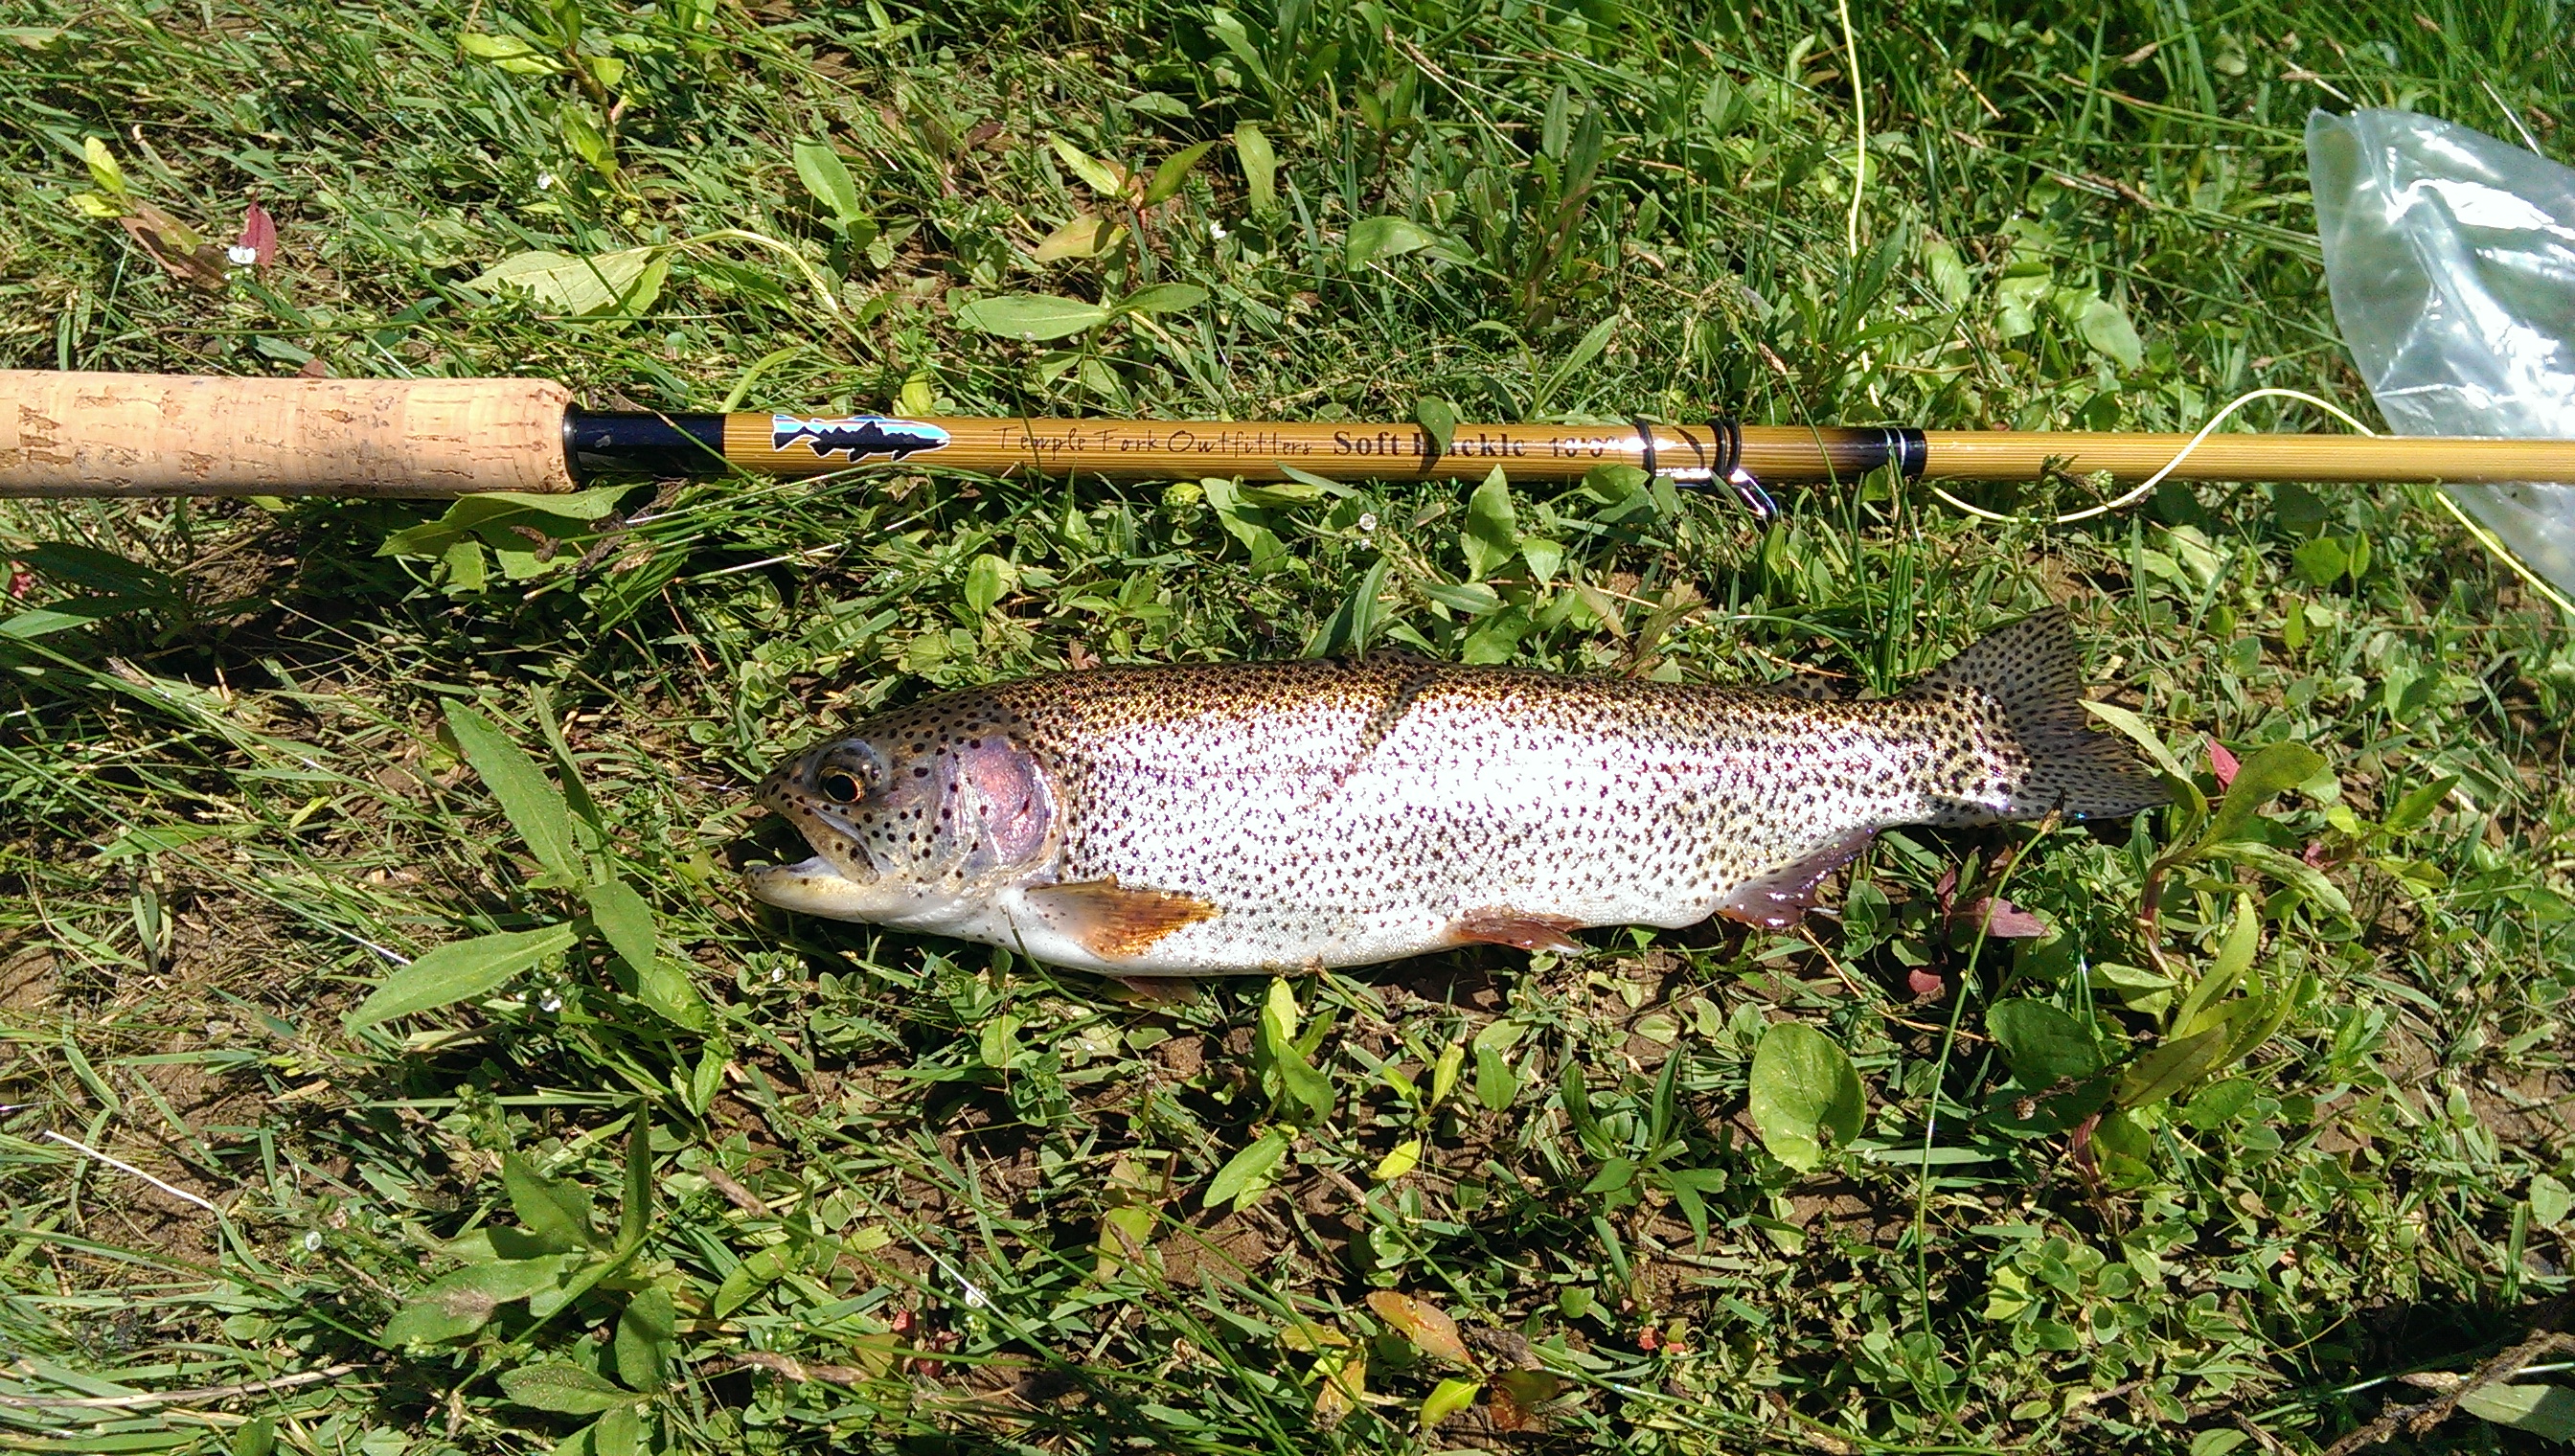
5,0,2575,1450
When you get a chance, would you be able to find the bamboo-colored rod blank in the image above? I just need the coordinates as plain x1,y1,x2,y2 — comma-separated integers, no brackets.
0,371,575,497
1910,429,2575,484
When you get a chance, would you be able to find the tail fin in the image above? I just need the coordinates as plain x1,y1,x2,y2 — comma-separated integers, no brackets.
1907,609,2168,822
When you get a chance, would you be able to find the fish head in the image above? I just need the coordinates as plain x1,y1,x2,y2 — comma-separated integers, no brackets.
745,696,1058,923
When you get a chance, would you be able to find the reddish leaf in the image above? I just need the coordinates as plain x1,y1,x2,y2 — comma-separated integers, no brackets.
1904,967,1945,1000
236,200,277,266
2304,839,2331,868
1962,896,2050,939
1366,1291,1472,1367
2208,737,2241,790
7,563,31,600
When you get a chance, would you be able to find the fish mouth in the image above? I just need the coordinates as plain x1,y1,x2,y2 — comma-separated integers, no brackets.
744,853,902,919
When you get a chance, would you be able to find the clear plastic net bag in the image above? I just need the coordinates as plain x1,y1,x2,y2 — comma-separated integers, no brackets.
2308,106,2575,598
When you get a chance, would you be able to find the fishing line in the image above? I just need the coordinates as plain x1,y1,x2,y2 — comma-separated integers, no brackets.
1927,385,2575,619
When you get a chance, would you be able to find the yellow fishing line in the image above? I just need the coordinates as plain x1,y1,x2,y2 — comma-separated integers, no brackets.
1928,386,2575,620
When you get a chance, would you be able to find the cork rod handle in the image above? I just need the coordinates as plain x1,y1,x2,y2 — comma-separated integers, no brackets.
0,371,576,498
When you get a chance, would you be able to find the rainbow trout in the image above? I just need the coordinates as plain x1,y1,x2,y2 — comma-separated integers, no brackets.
746,611,2162,975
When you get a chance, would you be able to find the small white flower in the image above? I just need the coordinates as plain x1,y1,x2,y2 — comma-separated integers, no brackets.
1208,219,1228,239
1356,512,1379,534
537,990,564,1012
303,1229,324,1251
226,244,259,267
536,171,558,192
768,967,786,983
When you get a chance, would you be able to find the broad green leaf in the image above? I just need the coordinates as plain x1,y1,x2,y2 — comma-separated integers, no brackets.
505,1150,603,1252
963,554,1014,616
2460,1382,2575,1442
1031,213,1121,262
954,293,1113,340
1371,1137,1422,1182
444,703,581,881
1420,1376,1483,1429
468,248,664,316
637,956,713,1031
1204,1127,1293,1211
2061,289,2144,369
1473,1045,1517,1111
2172,897,2260,1039
1428,1041,1464,1108
1461,467,1517,580
1747,1023,1865,1172
1345,215,1433,268
2200,741,2329,847
582,877,657,979
2113,1021,2238,1110
83,135,126,195
713,1242,794,1316
383,1254,578,1344
614,1285,676,1390
591,1403,643,1456
1259,978,1333,1123
498,1363,632,1415
2383,774,2460,833
348,923,578,1029
2533,1172,2574,1229
1984,999,2100,1086
1233,123,1277,213
1413,396,1458,460
791,138,865,227
620,1110,652,1249
1049,136,1126,195
1922,236,1971,307
2203,840,2354,919
1144,139,1219,204
1116,282,1207,315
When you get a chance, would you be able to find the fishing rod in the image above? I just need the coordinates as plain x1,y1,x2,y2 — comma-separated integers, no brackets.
6,370,2574,511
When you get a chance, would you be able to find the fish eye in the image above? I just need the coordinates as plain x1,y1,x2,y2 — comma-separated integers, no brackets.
817,769,864,805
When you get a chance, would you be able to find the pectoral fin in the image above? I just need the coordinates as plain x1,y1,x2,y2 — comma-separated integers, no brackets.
1714,829,1876,929
1026,878,1221,959
1450,909,1587,955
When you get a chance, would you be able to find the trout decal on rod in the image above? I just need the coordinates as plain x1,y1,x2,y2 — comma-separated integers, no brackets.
768,414,951,462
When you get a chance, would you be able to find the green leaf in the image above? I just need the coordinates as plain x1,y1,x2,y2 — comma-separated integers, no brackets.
467,248,665,316
590,1403,643,1456
2200,741,2329,847
1461,467,1518,581
1747,1023,1865,1172
1205,1127,1293,1211
1473,1045,1517,1112
637,956,713,1031
582,876,658,981
613,1285,676,1390
1233,123,1277,213
348,923,579,1029
1050,136,1126,196
2460,1382,2575,1442
2113,1021,2238,1110
713,1242,794,1317
2172,896,2261,1039
791,138,865,227
444,703,582,881
1345,215,1433,268
1984,999,2101,1085
962,554,1014,616
1420,1376,1483,1429
620,1110,652,1249
954,293,1114,340
2062,289,2144,369
2383,774,2460,833
2202,840,2354,919
506,1150,604,1252
498,1363,633,1415
1144,139,1219,204
1413,396,1458,460
1922,236,1970,307
1371,1137,1422,1182
383,1255,579,1344
82,135,126,195
1115,282,1207,315
2534,1173,2575,1229
1260,978,1333,1123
